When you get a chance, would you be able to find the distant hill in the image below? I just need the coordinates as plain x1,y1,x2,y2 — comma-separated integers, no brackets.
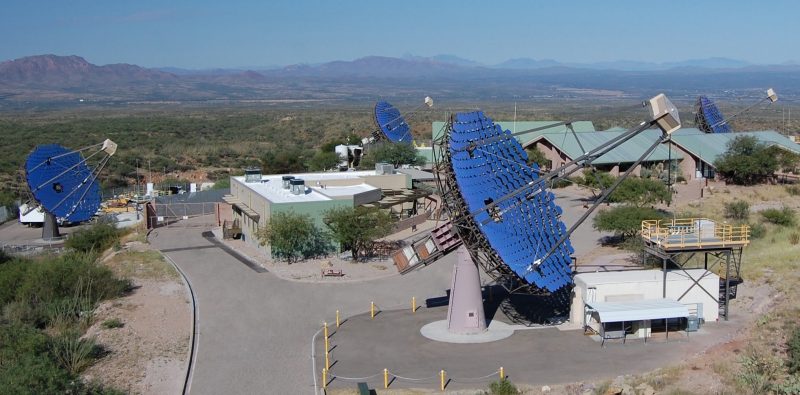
0,54,798,106
0,54,177,87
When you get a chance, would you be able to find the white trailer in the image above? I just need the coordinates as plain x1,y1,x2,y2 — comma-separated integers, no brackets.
18,203,45,226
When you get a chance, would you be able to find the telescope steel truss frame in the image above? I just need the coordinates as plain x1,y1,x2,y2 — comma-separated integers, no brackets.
433,108,676,295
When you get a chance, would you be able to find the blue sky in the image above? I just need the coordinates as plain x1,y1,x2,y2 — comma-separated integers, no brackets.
1,1,797,68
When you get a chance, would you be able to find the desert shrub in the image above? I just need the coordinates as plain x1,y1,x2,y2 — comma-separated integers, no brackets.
786,185,800,196
50,331,99,375
790,233,800,245
737,347,782,394
748,222,767,239
593,205,669,240
0,324,116,394
760,207,796,226
550,178,571,189
65,220,121,253
489,378,520,395
724,200,750,220
788,326,800,374
102,318,124,329
609,177,672,206
1,253,130,328
577,170,615,190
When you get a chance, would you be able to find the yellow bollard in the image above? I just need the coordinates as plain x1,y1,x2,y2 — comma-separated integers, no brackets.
324,322,329,353
384,368,389,388
322,368,327,389
371,301,375,319
440,369,446,391
336,310,340,328
412,296,416,313
325,348,330,370
499,366,504,380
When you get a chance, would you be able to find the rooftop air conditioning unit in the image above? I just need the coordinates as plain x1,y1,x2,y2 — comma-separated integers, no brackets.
282,175,295,189
376,163,394,175
290,179,305,195
244,167,262,183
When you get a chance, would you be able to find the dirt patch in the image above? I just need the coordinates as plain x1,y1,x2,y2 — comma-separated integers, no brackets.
82,245,191,394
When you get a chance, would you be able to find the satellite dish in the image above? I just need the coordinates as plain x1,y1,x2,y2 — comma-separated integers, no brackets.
443,111,574,294
24,139,118,239
373,101,413,144
695,96,731,133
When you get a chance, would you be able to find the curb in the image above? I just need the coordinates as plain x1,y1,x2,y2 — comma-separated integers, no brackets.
158,250,198,395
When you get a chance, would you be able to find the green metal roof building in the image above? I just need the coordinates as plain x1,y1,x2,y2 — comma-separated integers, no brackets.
669,129,800,180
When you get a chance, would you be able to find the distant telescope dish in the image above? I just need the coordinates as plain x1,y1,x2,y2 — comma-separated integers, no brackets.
695,96,731,133
24,139,117,238
374,101,413,144
440,111,574,293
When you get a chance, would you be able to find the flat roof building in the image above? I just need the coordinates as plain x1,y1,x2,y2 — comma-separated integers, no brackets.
225,169,411,255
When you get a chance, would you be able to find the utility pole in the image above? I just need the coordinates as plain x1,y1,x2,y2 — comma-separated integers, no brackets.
136,158,140,197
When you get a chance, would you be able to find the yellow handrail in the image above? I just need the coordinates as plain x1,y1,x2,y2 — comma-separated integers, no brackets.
641,218,749,249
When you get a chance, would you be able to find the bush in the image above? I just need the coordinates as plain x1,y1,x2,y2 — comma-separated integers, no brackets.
1,253,130,328
724,200,750,220
790,233,800,245
50,331,100,374
788,326,800,374
65,220,121,253
256,211,333,263
760,207,796,226
786,185,800,196
608,177,671,207
489,378,519,395
102,318,124,329
550,178,571,189
748,222,767,239
737,347,781,394
593,205,669,240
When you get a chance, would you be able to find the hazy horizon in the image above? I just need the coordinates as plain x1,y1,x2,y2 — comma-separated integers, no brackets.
2,1,798,69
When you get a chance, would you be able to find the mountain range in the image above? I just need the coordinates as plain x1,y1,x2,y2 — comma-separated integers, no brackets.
1,54,799,106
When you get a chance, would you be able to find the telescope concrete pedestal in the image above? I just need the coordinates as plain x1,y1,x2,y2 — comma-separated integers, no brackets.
42,212,61,240
420,246,514,343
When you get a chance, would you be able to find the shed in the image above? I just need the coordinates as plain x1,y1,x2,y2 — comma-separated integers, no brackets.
571,269,719,335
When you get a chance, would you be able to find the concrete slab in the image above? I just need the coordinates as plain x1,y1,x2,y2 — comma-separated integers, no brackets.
420,320,514,343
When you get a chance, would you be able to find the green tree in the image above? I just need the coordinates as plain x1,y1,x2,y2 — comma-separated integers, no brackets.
323,206,394,260
307,151,341,171
526,147,550,169
256,211,332,263
608,177,671,207
714,135,779,185
593,205,668,240
361,143,424,168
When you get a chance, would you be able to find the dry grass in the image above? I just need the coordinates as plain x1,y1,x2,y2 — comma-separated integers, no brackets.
104,250,177,281
667,183,800,392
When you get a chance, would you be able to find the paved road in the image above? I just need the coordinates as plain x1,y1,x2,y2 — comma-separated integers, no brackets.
324,307,743,391
146,187,616,394
150,226,455,394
